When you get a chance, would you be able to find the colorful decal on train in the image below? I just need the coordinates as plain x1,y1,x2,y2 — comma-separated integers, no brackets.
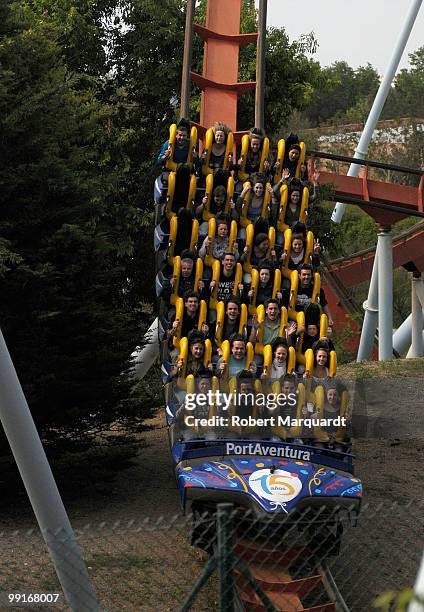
177,457,362,512
249,469,302,512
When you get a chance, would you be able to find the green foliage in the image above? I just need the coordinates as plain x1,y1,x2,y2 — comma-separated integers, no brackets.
159,0,321,136
383,47,424,119
299,46,424,128
0,0,146,443
110,0,186,211
1,0,422,454
302,61,380,127
374,588,423,611
237,14,321,134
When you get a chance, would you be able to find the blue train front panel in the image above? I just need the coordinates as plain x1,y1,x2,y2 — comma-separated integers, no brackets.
175,444,362,514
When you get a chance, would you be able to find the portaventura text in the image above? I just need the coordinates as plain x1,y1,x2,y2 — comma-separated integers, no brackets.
226,442,311,460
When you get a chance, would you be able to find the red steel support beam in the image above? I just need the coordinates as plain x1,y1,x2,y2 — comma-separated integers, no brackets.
318,170,423,225
192,0,256,134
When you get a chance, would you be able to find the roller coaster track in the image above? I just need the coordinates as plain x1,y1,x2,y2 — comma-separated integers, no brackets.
165,3,421,609
233,539,349,611
319,222,424,354
326,221,424,285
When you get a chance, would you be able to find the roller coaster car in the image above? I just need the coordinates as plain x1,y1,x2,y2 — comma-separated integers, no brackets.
253,305,289,356
156,125,360,549
247,267,282,316
201,128,234,176
202,217,238,267
242,224,275,274
218,340,255,382
276,184,309,233
288,270,321,320
239,181,272,228
270,381,305,440
164,123,198,173
156,255,204,306
295,311,329,365
169,296,208,350
214,301,248,347
281,228,314,279
174,436,361,521
273,138,306,184
238,134,270,182
165,212,199,267
165,168,197,220
209,260,243,311
201,173,235,222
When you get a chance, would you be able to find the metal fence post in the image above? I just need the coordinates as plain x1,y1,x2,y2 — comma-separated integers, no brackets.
217,503,235,612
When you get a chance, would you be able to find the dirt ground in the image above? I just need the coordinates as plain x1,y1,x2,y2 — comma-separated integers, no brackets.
1,365,423,611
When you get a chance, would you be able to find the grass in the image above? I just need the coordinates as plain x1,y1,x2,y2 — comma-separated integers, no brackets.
0,526,219,611
338,356,424,379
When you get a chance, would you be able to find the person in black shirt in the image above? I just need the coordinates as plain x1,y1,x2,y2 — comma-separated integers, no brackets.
283,234,321,271
295,264,334,328
237,127,270,178
241,232,278,270
245,263,287,308
170,331,212,378
167,290,209,347
210,253,243,303
235,370,257,419
272,133,307,181
162,251,205,302
196,184,227,224
210,296,247,356
198,122,234,175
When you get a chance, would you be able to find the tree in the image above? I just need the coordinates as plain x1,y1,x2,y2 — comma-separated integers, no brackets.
383,46,424,118
302,61,380,127
22,0,115,78
0,0,145,442
194,0,320,135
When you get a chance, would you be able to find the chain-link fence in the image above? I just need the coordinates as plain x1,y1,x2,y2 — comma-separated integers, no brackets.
1,501,423,611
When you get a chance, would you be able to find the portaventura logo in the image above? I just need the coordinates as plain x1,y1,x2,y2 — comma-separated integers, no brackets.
226,442,311,461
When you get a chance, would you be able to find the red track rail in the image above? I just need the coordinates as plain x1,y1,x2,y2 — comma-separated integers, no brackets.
235,540,339,611
327,223,424,286
317,170,423,226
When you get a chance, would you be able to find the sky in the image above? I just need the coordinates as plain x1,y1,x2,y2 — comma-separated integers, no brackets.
264,0,424,74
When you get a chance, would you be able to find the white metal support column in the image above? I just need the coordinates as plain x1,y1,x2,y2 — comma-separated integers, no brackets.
0,330,99,611
409,275,424,357
377,227,393,360
414,276,424,308
131,318,159,381
393,313,413,354
409,550,424,611
357,244,379,362
332,0,423,223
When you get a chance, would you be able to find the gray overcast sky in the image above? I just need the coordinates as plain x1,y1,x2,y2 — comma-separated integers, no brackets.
264,0,424,74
